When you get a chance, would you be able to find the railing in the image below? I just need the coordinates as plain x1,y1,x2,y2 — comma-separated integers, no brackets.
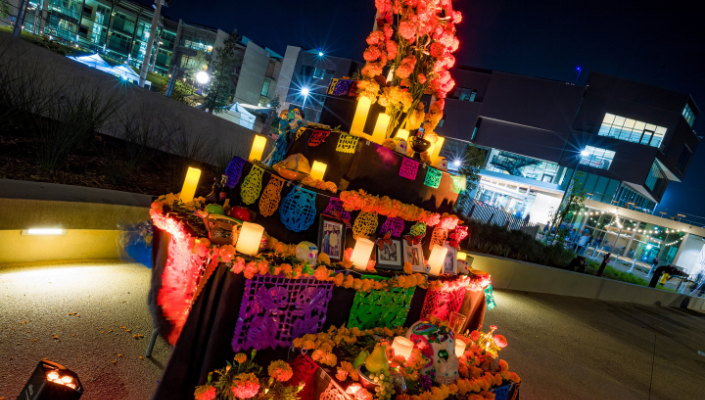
456,197,537,231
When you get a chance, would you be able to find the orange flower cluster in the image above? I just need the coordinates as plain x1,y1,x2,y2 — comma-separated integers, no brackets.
231,373,260,399
427,274,475,292
301,176,338,193
340,190,462,227
386,346,428,381
335,361,360,382
267,360,293,382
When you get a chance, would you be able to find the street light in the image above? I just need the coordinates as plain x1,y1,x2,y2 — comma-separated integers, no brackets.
301,87,310,96
196,71,210,84
318,51,324,56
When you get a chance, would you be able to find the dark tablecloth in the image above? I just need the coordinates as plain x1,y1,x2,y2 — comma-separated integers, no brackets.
149,228,487,400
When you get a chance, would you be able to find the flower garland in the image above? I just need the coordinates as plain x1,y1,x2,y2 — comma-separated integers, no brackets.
340,190,461,228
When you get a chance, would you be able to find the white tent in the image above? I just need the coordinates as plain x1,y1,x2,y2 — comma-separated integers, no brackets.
67,54,113,74
226,102,257,129
112,65,142,84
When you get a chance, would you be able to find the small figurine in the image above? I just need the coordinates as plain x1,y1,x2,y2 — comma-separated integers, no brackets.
262,110,290,167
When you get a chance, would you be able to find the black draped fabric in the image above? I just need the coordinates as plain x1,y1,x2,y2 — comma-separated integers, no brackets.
148,227,173,339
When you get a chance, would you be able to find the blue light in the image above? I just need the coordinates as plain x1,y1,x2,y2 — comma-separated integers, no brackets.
301,87,310,96
318,51,324,56
576,66,581,71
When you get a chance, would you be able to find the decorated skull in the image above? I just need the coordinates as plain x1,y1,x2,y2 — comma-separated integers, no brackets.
432,156,448,171
406,320,459,385
296,241,318,266
393,138,408,155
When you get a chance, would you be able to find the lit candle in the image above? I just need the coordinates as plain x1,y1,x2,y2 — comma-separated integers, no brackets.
350,96,372,136
427,244,448,276
392,336,414,360
180,167,201,203
457,252,467,261
372,113,391,143
455,340,467,357
395,129,410,141
310,161,327,181
249,135,267,162
351,238,375,271
236,222,265,256
429,136,445,162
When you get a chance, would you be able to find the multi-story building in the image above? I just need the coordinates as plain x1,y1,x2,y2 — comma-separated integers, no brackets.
274,46,362,122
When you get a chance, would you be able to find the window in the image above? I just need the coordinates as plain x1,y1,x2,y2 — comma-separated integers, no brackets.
645,161,668,197
261,79,270,97
78,25,89,37
579,146,615,170
683,103,696,127
597,113,667,149
676,145,692,172
452,87,476,101
300,65,314,77
82,5,92,17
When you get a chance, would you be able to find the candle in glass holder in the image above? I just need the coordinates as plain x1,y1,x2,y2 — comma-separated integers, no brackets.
372,113,390,143
249,135,267,162
455,340,467,357
310,161,327,180
351,238,375,271
395,129,410,141
350,97,372,136
392,336,414,360
427,244,448,276
236,222,265,256
430,136,445,162
180,167,201,203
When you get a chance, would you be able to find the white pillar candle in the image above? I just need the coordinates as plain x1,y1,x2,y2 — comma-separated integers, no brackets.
350,97,372,136
249,135,267,162
371,113,390,143
427,244,448,276
310,161,327,180
395,129,410,141
392,336,414,360
236,222,265,256
455,340,467,357
351,238,375,271
180,167,201,203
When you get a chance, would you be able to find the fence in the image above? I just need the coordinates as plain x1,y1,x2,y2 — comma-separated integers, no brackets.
456,196,536,231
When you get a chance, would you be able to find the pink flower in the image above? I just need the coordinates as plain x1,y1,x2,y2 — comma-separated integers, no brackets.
430,42,445,58
489,325,498,331
494,334,508,349
231,257,246,274
399,21,416,41
375,0,392,13
395,56,417,79
366,30,385,45
470,330,480,341
453,10,463,24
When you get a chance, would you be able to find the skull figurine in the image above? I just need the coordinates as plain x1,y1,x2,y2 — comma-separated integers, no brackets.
432,157,448,171
406,320,459,385
295,241,318,267
393,138,408,155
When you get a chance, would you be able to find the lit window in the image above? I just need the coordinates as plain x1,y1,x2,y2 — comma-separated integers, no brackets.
579,146,615,170
452,87,476,102
598,113,667,149
682,103,696,127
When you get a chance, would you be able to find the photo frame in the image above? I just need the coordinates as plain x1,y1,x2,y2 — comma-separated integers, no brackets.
402,241,425,272
376,239,403,270
443,242,458,275
317,216,346,262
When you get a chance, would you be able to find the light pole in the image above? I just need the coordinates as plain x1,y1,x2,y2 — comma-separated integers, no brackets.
12,0,28,37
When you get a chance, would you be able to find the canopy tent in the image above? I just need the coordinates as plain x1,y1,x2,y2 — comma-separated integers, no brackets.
67,53,150,87
226,102,257,129
112,65,143,84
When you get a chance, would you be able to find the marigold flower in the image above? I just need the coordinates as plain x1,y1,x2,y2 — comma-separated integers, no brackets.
268,360,293,382
343,275,355,289
385,40,398,60
357,389,373,400
494,334,508,349
383,24,394,39
243,262,258,279
336,370,349,381
231,373,260,399
194,385,216,400
399,21,416,41
430,42,445,58
234,353,247,363
314,266,330,281
366,30,386,45
452,10,463,23
232,257,246,274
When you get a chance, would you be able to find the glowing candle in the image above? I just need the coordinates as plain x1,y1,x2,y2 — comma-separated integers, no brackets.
248,135,267,162
310,161,327,181
372,113,391,143
350,96,372,136
180,167,201,203
392,336,414,360
455,340,467,357
430,136,445,162
427,244,448,276
457,252,467,261
236,222,265,256
395,129,410,141
351,238,375,271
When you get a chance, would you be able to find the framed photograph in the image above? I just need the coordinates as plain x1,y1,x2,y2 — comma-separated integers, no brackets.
376,239,403,269
403,241,425,272
443,242,458,275
317,216,346,262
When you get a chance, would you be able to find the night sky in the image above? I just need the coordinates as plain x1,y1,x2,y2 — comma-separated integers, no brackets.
164,0,705,221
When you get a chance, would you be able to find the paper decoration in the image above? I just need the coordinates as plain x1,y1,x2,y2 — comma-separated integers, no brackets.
287,353,319,400
336,134,359,154
420,282,467,321
424,167,443,189
409,222,427,237
308,129,331,147
232,275,333,352
380,217,405,237
353,211,378,239
347,277,415,329
279,187,317,232
322,198,352,227
400,157,420,180
454,226,469,243
259,175,285,217
225,157,246,189
484,284,497,311
295,127,307,141
451,175,467,193
320,381,347,400
240,165,265,205
430,226,449,247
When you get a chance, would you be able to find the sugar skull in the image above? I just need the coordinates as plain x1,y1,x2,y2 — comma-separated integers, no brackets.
393,138,408,155
406,320,459,385
433,157,448,171
296,241,318,267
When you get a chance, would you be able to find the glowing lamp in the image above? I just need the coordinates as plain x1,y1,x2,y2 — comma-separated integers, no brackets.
22,228,65,236
427,244,448,276
395,129,410,141
391,336,414,360
180,167,202,204
457,252,467,261
429,136,445,162
196,71,210,84
351,238,375,271
20,359,83,399
310,161,327,181
350,97,372,136
455,340,467,357
236,222,265,256
372,113,391,143
249,135,267,162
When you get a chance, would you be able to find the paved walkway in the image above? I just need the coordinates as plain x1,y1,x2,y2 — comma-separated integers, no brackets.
487,290,705,400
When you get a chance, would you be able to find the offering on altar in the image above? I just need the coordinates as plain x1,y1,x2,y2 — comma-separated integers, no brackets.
273,153,311,181
406,320,460,385
295,241,319,266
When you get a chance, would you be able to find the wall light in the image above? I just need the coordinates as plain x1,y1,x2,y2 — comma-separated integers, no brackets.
301,87,310,96
22,228,66,236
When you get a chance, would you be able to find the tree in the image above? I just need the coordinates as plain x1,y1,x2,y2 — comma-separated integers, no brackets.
203,30,242,114
0,0,12,19
548,171,587,247
260,94,281,135
455,144,487,215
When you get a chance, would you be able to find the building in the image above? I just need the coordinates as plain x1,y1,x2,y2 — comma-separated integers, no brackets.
274,46,362,122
